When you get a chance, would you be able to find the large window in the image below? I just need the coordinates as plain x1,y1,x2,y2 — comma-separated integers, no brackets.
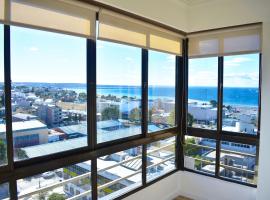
10,26,87,160
223,54,260,135
188,57,218,130
97,41,141,143
186,54,260,186
148,51,176,132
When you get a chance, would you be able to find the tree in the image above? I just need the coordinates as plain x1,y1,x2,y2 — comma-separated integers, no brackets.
168,110,175,126
101,106,120,120
0,139,7,163
78,92,87,102
187,113,194,126
129,108,141,122
209,100,217,108
48,193,65,200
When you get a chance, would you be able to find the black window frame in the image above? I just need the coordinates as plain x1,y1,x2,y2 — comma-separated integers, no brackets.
183,37,261,187
0,22,182,200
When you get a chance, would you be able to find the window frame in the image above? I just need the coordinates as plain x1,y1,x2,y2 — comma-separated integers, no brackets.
0,22,181,200
184,47,261,187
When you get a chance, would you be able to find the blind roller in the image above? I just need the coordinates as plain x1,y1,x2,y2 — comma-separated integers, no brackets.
188,24,262,58
98,10,183,55
0,0,4,21
8,0,97,38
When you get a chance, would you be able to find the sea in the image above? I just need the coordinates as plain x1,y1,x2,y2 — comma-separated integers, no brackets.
13,83,259,107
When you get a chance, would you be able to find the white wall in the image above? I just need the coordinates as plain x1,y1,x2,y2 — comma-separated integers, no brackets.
124,171,257,200
124,173,180,200
179,171,256,200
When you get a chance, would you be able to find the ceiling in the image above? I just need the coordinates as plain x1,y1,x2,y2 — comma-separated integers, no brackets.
177,0,215,6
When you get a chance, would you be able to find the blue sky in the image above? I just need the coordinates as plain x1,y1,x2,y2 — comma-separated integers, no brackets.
0,25,259,87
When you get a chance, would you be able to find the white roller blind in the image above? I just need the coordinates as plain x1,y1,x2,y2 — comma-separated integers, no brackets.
7,0,97,38
188,24,262,58
0,0,4,21
98,10,183,55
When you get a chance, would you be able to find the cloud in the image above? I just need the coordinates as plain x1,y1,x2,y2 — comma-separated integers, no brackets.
125,57,133,62
29,47,39,52
224,57,253,67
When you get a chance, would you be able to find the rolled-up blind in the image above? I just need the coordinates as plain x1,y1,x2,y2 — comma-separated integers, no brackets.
0,0,4,21
98,9,183,55
188,24,262,58
5,0,98,38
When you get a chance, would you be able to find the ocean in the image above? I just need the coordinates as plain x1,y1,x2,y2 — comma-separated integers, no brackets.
13,83,259,106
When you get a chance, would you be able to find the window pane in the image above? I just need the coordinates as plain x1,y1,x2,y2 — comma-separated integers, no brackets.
0,24,7,166
146,137,176,182
97,147,142,199
223,54,259,135
17,161,91,199
0,182,9,200
11,26,87,160
188,57,218,130
97,40,141,143
220,141,257,184
184,136,216,175
148,50,176,132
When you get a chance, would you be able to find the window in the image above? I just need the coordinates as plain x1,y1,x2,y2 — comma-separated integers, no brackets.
220,141,257,184
0,24,7,166
97,147,142,199
148,50,176,132
17,161,91,200
187,54,260,185
146,136,176,181
0,182,9,200
11,26,87,160
97,40,141,143
188,57,218,130
184,136,216,175
223,54,260,135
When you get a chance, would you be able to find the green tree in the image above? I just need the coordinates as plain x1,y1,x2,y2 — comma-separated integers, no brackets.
129,108,141,122
0,139,7,163
48,193,65,200
187,113,194,126
78,92,87,102
168,110,175,126
209,100,217,108
101,106,120,120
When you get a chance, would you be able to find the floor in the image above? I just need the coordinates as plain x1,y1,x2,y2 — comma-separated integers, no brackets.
174,196,193,200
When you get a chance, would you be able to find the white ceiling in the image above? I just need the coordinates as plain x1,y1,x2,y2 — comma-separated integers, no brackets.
177,0,215,6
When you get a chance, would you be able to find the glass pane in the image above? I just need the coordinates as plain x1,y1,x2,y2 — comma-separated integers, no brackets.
220,141,257,184
188,57,218,130
148,51,176,132
11,26,87,160
17,161,91,200
97,147,142,199
223,54,259,135
184,136,216,175
0,182,9,200
146,136,176,182
97,40,141,143
0,24,7,166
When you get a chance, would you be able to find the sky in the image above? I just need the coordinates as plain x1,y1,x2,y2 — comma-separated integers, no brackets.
0,24,259,88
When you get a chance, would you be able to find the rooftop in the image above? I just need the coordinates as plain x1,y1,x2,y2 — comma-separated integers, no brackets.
0,120,47,133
